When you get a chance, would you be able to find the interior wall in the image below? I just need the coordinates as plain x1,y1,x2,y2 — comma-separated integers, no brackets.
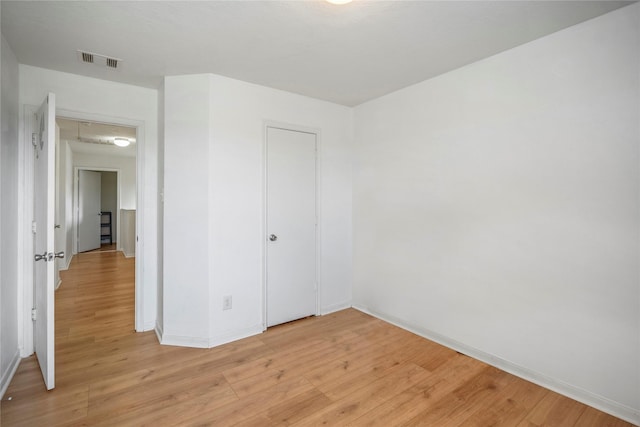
0,33,21,397
353,4,639,423
162,75,211,346
100,171,118,243
208,74,353,342
162,73,353,347
19,65,158,331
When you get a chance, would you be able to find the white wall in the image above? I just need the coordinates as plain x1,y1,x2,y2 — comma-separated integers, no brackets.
162,75,211,346
0,34,21,397
353,4,639,424
162,73,353,347
208,74,353,341
19,65,158,333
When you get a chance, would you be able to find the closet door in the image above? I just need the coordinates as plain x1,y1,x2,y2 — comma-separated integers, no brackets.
266,127,317,327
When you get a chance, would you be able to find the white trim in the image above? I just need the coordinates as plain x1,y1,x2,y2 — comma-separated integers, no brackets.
261,125,267,331
56,109,146,333
154,322,164,344
143,320,155,332
0,350,21,399
159,334,210,349
209,324,263,348
320,301,352,315
58,253,73,271
353,304,640,426
262,122,322,329
19,105,37,357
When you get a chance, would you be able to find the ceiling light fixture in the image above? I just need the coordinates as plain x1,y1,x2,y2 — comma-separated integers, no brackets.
326,0,352,4
114,137,130,147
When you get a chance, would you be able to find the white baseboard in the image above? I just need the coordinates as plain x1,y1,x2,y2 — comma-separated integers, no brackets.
121,249,135,258
160,333,210,349
154,322,164,343
55,253,74,291
0,350,21,399
320,300,352,315
159,324,264,349
353,304,640,426
142,321,155,332
209,324,264,348
58,253,73,271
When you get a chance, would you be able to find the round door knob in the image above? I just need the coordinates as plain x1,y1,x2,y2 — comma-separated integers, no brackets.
269,234,278,242
34,252,48,262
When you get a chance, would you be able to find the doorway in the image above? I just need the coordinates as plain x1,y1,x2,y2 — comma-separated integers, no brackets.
265,126,319,327
55,117,138,322
76,169,118,253
21,102,148,377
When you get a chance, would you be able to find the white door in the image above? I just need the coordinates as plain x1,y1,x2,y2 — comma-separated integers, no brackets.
266,127,317,327
33,93,57,390
77,170,101,252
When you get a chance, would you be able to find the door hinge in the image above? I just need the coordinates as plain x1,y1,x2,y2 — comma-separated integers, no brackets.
31,308,37,321
32,221,37,234
32,132,38,148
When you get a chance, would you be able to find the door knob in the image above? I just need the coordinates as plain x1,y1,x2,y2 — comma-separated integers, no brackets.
54,251,65,259
269,234,278,242
34,252,48,262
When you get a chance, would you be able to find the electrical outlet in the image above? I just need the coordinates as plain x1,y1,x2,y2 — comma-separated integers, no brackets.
223,295,232,311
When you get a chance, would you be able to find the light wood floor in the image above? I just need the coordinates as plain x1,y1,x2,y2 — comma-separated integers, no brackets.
1,252,634,426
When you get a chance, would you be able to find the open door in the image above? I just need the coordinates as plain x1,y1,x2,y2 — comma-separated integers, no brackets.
77,170,101,252
33,93,58,390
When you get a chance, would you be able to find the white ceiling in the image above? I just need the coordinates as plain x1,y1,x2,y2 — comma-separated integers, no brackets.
57,118,137,158
2,1,634,107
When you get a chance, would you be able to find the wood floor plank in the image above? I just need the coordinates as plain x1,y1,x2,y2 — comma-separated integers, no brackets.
575,406,636,427
350,353,487,426
516,392,588,426
457,370,548,426
291,362,432,426
1,251,634,426
182,377,315,426
263,388,333,425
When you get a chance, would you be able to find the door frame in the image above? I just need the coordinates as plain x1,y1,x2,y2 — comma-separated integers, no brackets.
262,121,322,330
20,107,147,356
74,167,121,254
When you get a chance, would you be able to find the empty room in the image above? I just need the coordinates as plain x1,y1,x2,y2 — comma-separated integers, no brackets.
0,1,638,425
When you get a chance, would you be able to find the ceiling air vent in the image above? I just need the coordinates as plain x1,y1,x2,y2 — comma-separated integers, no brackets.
81,52,94,63
106,57,118,69
77,50,122,70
